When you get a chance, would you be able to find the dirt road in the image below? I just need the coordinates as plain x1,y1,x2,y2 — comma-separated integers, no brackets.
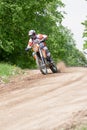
0,67,87,130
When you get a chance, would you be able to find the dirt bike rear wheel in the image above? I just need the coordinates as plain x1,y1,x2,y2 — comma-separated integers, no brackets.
50,63,60,73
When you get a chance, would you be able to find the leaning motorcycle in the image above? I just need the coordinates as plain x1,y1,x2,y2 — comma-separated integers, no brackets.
31,40,60,75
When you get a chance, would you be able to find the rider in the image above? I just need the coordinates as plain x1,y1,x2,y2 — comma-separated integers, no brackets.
25,30,52,62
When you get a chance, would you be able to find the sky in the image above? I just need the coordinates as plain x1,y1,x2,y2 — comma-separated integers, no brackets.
62,0,87,51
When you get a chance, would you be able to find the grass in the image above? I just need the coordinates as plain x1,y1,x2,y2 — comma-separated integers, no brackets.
75,125,87,130
67,124,87,130
0,63,23,82
60,125,87,130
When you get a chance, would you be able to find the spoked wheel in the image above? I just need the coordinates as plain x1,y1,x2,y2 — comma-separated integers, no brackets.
50,63,60,73
40,64,47,75
36,57,47,75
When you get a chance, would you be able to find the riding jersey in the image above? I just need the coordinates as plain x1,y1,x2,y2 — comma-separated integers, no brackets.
27,34,47,49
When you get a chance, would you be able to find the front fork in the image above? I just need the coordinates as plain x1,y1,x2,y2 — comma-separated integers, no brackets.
33,48,46,58
39,48,46,64
41,49,47,58
32,52,37,60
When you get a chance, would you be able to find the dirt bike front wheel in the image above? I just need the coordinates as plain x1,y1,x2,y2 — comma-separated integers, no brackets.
36,57,47,75
40,63,47,75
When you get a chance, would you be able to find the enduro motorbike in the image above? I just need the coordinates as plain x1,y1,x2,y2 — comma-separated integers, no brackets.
31,39,59,75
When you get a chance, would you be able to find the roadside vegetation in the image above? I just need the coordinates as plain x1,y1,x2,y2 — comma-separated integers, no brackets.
0,63,23,82
74,125,87,130
82,17,87,50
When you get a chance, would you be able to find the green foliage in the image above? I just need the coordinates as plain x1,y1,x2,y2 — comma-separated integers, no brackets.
0,62,22,82
0,0,87,68
74,124,87,130
82,18,87,49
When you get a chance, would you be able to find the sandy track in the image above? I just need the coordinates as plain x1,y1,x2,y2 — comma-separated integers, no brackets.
0,67,87,130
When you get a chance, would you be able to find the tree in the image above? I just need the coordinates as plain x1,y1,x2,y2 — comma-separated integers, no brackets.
82,18,87,49
0,0,64,67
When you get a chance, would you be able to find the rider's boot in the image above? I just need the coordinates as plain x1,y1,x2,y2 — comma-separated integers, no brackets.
46,56,53,63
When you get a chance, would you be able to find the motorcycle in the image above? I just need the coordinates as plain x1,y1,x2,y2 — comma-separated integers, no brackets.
25,40,60,75
30,39,60,75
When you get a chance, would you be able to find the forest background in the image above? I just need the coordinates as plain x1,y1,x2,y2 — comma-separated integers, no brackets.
0,0,87,69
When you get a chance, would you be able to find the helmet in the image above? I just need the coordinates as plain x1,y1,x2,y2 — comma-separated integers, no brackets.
28,30,36,36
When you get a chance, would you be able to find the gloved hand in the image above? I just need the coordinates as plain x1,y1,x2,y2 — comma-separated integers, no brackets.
39,38,45,43
25,47,30,51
